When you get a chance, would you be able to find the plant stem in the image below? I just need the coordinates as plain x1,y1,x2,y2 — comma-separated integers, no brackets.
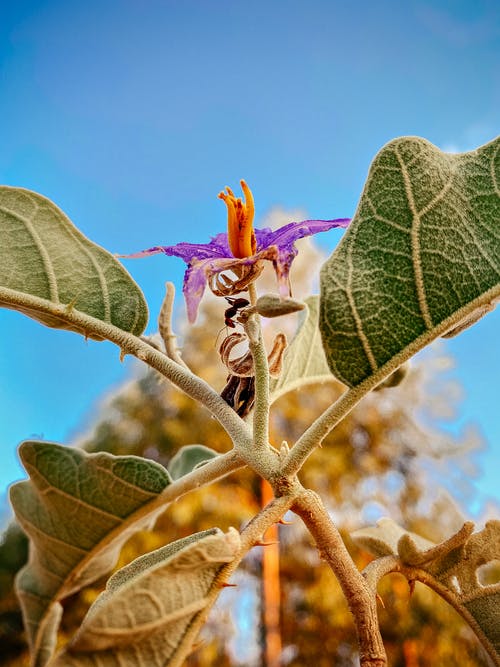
247,282,271,450
362,558,500,667
0,288,253,449
166,493,296,667
292,490,387,667
281,384,367,477
158,282,190,369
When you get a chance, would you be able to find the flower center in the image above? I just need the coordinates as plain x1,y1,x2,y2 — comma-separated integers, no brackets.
218,180,256,258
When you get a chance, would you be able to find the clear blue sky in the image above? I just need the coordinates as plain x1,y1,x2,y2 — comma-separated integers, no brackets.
0,0,499,515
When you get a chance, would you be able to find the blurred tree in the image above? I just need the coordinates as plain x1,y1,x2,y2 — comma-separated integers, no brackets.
0,230,494,666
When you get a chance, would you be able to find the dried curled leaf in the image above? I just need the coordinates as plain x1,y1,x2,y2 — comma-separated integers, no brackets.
353,518,500,664
53,528,241,666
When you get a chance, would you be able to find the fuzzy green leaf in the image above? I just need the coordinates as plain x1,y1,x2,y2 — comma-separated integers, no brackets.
10,441,172,666
168,445,219,480
51,528,240,666
270,296,337,403
320,136,500,387
0,187,148,338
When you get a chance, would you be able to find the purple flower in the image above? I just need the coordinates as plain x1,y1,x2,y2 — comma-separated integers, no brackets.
123,181,350,322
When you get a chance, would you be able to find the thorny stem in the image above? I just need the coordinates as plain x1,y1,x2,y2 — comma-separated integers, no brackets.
293,490,387,667
362,557,500,667
246,282,271,450
166,494,296,667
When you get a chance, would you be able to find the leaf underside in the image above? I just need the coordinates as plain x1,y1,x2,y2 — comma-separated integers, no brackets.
168,445,219,480
270,296,338,402
52,528,241,666
320,136,500,387
10,441,172,666
0,187,148,338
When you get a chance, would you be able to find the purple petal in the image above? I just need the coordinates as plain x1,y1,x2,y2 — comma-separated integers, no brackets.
254,218,350,251
255,218,351,296
122,232,232,263
122,217,350,322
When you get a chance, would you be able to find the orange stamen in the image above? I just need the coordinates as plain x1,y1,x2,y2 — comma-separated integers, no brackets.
218,180,256,258
219,190,240,257
239,179,256,257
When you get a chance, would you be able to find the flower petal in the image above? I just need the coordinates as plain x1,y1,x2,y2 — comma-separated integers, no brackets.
254,218,351,296
122,233,232,263
254,218,351,251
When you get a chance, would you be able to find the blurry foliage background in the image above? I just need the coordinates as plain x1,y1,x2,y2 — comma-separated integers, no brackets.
0,236,497,666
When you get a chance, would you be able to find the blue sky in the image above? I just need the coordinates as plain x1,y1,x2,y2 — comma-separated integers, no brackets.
0,0,499,516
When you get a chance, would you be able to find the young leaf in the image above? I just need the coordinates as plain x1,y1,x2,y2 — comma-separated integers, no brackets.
168,445,219,480
354,519,500,665
10,441,172,666
0,187,148,338
320,136,500,387
51,528,241,666
270,296,337,403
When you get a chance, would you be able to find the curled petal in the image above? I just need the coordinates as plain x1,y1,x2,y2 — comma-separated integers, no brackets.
219,331,287,379
267,333,288,378
219,333,254,377
209,263,264,297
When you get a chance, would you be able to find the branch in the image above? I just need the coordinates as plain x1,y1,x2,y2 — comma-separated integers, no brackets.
158,282,190,369
166,493,296,667
362,557,500,667
292,490,387,667
281,384,370,477
0,288,253,448
246,283,270,450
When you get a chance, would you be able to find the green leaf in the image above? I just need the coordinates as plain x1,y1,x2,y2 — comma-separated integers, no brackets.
0,187,148,338
270,296,337,403
10,441,172,666
168,445,219,480
320,137,500,388
51,528,240,666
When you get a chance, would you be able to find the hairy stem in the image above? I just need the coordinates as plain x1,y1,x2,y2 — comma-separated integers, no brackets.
158,282,190,368
245,282,271,450
293,490,387,667
362,558,500,667
166,493,296,667
0,288,253,448
281,384,368,477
